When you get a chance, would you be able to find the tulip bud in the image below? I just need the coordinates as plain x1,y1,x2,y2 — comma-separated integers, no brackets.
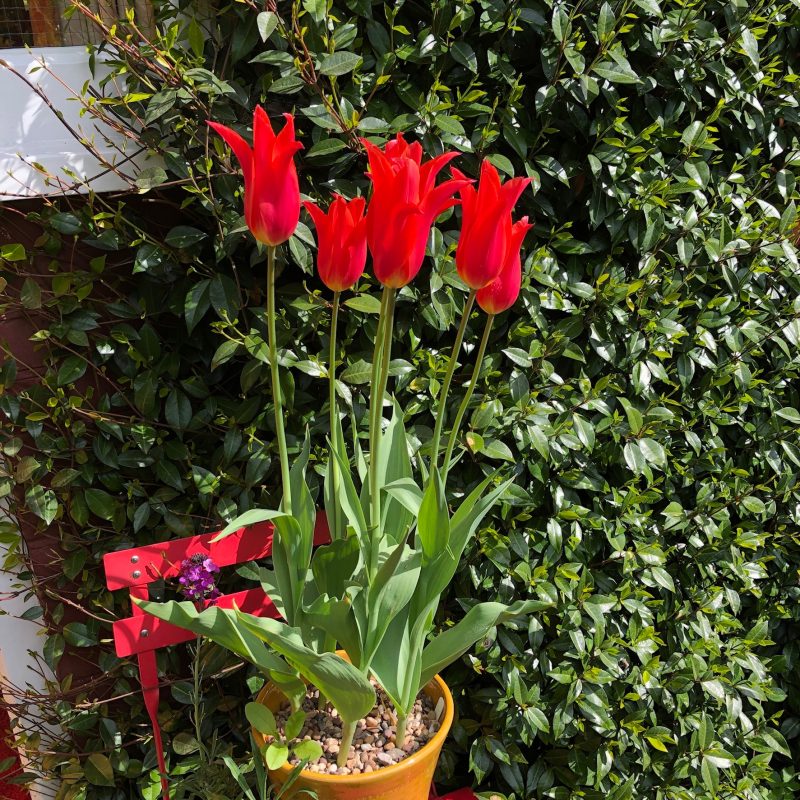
476,217,533,314
453,161,531,290
208,107,303,246
304,195,368,292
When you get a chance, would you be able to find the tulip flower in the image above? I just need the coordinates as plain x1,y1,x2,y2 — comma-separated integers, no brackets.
452,161,531,290
208,107,303,246
303,195,367,292
476,217,533,314
363,133,471,288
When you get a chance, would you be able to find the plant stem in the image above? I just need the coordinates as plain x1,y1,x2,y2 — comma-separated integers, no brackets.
430,290,475,472
368,290,389,511
442,314,495,482
192,642,207,763
368,286,395,573
337,719,357,768
328,291,341,540
395,710,408,748
267,245,292,514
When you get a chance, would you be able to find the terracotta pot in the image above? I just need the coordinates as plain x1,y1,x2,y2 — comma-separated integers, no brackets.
252,673,454,800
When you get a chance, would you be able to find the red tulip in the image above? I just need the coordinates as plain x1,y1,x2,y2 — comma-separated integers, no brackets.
303,195,368,292
476,217,532,314
363,134,471,288
208,107,303,246
452,161,531,290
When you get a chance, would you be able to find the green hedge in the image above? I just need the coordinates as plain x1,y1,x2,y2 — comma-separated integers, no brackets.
1,0,800,798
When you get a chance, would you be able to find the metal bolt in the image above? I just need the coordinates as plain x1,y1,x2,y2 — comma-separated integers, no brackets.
140,629,149,638
131,555,139,564
132,570,141,579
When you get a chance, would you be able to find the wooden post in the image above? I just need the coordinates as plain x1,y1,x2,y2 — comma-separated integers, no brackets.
27,0,61,46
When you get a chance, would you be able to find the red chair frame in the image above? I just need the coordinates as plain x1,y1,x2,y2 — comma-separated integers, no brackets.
103,515,474,800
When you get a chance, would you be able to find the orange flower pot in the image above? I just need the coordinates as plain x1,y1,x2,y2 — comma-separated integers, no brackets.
252,673,454,800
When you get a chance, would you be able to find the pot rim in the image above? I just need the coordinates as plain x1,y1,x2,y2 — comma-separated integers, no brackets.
252,671,454,784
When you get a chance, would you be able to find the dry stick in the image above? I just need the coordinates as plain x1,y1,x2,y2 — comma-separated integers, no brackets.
442,314,495,482
430,289,476,472
266,246,292,513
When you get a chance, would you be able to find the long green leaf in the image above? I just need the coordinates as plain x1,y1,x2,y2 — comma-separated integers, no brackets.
417,466,449,562
311,535,360,600
288,431,315,552
304,594,363,668
383,477,423,517
421,476,513,604
136,600,292,678
419,599,552,687
270,514,303,627
212,508,286,542
234,611,376,724
363,542,422,666
329,438,368,538
378,399,414,540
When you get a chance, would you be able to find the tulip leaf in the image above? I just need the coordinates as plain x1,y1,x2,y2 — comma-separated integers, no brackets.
323,409,348,541
136,600,293,679
419,600,553,686
329,438,368,538
311,535,360,600
383,477,423,517
211,508,286,542
416,466,449,562
378,399,414,541
233,611,376,724
270,514,305,627
288,430,315,540
363,542,422,666
304,594,363,668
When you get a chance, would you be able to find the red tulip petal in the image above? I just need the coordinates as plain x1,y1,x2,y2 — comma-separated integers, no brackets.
508,216,534,254
420,177,471,221
207,120,253,186
498,176,533,216
478,159,502,199
303,200,327,232
276,113,304,157
419,151,459,194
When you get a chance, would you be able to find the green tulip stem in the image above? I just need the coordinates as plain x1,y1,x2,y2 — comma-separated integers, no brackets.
443,314,495,481
266,245,292,514
338,719,357,768
395,709,409,748
328,290,341,538
368,286,396,571
368,289,389,494
430,289,476,472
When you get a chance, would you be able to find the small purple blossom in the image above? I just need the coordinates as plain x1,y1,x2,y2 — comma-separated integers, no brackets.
178,553,221,602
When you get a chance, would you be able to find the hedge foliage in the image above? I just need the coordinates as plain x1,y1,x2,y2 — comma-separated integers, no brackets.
2,0,800,798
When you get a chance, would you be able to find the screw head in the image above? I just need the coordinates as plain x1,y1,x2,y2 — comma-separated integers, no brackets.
131,555,139,564
140,629,149,638
132,570,141,579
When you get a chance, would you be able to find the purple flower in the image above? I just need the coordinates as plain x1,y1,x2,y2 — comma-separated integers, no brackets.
177,553,222,603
